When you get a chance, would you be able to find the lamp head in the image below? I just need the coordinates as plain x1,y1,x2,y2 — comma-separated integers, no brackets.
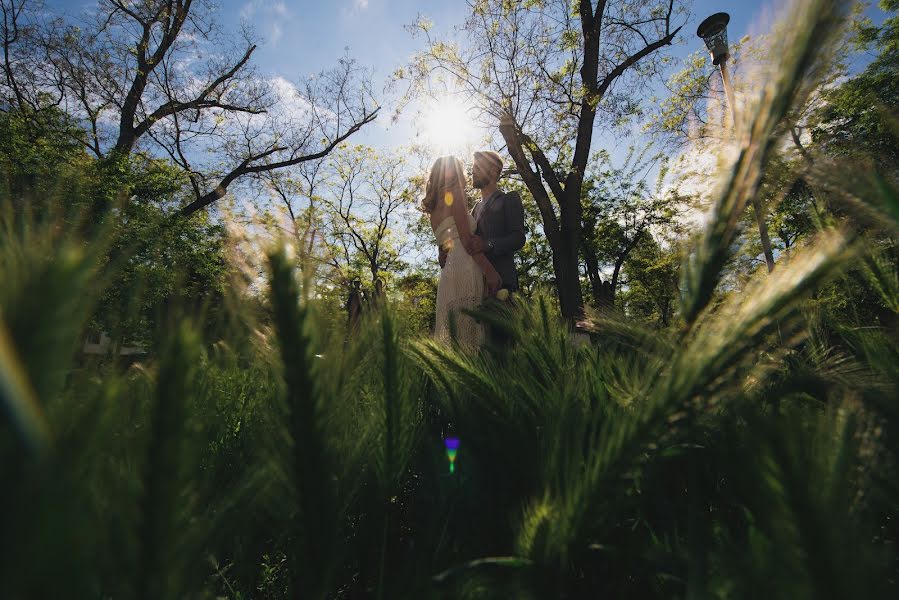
697,12,731,66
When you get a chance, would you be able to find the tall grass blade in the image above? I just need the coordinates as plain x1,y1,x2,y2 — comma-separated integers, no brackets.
267,245,338,600
136,320,202,600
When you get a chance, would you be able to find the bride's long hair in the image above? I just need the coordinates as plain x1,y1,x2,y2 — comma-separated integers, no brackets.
422,156,466,214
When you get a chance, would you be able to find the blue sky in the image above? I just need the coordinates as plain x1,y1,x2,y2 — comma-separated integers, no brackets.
223,0,765,79
223,0,770,148
52,0,778,150
47,0,889,187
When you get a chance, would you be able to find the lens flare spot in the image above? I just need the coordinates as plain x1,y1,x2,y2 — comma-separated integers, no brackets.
444,191,454,206
445,436,460,475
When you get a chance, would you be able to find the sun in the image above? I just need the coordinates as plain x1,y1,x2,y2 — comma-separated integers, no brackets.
422,98,480,154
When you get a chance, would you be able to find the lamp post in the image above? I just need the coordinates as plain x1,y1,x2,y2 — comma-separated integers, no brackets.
698,12,775,273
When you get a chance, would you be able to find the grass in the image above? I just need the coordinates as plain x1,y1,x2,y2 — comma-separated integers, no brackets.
1,0,898,597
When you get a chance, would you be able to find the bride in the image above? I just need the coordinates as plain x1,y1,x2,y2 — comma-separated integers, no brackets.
424,156,502,348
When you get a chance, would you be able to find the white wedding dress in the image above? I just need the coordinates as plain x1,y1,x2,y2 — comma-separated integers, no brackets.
433,214,485,349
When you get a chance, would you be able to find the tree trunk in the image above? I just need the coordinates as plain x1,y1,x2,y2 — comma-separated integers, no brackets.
498,117,584,321
584,245,603,305
553,237,584,319
554,193,585,320
583,246,615,308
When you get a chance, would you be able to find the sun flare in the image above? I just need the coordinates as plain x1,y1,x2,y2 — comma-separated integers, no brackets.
422,98,480,153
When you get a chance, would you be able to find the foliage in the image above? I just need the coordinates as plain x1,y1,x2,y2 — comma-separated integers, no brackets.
394,271,439,335
618,233,683,328
0,107,88,195
580,147,688,308
316,145,416,294
0,105,230,347
812,0,899,174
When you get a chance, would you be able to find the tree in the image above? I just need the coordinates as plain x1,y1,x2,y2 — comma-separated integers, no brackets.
762,163,817,257
0,105,87,199
258,158,328,258
314,145,417,302
402,0,686,320
651,43,784,275
394,271,439,335
580,148,687,307
807,0,899,331
0,0,379,217
96,174,229,346
618,232,681,327
0,104,229,347
812,0,899,175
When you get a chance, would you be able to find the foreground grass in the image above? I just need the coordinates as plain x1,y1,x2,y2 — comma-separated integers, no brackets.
2,0,898,597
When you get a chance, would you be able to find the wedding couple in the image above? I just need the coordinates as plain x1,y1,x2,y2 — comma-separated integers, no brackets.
424,151,526,349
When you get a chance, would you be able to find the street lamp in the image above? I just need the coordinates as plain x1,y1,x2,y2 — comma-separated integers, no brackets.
697,13,736,123
697,12,730,65
697,12,775,273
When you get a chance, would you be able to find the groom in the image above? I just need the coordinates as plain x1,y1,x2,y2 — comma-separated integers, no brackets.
462,150,526,292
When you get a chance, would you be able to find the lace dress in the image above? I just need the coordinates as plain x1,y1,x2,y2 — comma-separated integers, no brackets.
433,215,485,349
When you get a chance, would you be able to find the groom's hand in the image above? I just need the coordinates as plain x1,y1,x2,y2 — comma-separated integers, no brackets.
485,269,502,295
464,235,487,255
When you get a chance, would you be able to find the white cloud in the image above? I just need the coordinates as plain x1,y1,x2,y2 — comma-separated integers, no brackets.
270,23,283,44
272,1,289,17
268,76,315,122
240,0,294,47
342,0,370,17
239,0,261,20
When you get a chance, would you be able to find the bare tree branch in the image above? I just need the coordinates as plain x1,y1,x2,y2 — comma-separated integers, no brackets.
132,43,259,142
180,107,379,216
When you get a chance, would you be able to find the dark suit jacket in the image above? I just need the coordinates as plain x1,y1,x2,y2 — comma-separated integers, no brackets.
474,190,526,291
